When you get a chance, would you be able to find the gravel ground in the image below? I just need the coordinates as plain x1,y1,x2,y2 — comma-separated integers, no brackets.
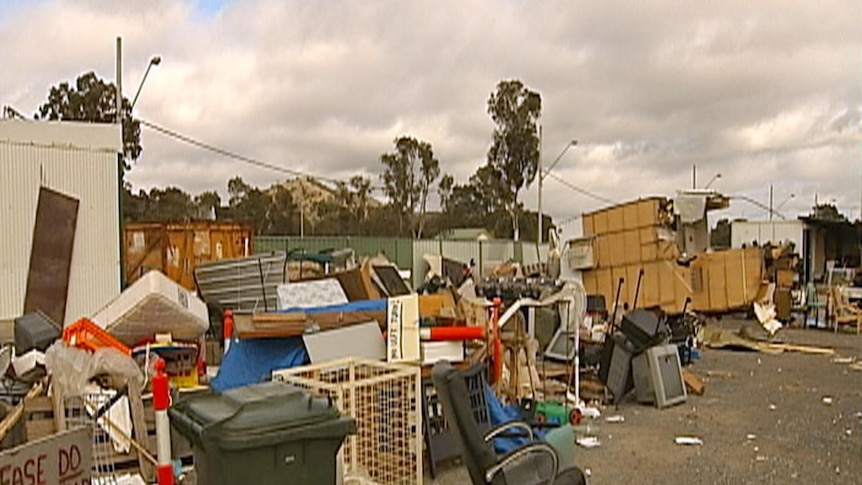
429,321,862,485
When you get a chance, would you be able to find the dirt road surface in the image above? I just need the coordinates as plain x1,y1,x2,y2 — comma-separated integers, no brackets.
430,321,862,485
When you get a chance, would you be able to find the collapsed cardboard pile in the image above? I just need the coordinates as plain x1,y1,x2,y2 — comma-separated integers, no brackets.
576,197,765,315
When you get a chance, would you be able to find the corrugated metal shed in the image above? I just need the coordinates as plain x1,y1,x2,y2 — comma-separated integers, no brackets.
0,119,122,326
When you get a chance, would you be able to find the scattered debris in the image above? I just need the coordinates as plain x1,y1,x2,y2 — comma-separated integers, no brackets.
822,397,833,405
746,434,757,440
753,301,783,336
674,436,703,446
605,415,626,423
576,436,601,448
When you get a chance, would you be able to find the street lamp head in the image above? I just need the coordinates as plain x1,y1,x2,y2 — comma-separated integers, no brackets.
150,56,162,66
569,140,578,146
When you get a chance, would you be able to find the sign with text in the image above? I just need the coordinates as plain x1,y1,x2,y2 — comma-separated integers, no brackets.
386,294,420,362
0,427,92,485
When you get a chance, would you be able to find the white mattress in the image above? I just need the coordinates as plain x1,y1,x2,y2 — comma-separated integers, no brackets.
91,271,208,346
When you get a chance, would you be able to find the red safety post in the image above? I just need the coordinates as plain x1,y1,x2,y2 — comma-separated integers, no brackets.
223,309,234,355
490,298,503,384
152,358,174,485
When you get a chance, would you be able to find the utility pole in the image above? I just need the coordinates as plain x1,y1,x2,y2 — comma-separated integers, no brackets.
116,37,122,123
537,125,543,243
692,164,696,189
768,184,774,221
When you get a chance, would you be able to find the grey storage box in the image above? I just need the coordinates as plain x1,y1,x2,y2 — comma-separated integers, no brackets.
14,311,61,354
170,381,355,485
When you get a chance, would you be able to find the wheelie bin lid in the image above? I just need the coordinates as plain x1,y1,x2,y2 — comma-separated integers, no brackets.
169,381,355,450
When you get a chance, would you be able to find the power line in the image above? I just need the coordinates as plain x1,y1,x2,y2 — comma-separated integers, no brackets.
138,118,373,188
544,172,617,205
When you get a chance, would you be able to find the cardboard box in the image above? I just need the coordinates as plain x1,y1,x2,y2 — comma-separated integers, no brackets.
612,267,628,305
623,202,640,230
597,268,613,302
582,213,595,236
597,235,612,268
658,261,677,307
582,270,598,294
626,265,644,306
594,210,609,235
690,248,763,312
637,198,662,227
776,269,795,288
641,262,661,308
624,230,641,266
609,233,626,267
607,206,625,233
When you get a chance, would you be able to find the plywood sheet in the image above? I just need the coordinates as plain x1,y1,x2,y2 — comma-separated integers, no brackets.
23,187,79,325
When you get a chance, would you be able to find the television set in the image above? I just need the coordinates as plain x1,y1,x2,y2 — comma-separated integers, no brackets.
638,344,687,408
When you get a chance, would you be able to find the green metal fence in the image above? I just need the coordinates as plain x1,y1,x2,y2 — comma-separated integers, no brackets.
254,236,548,287
255,236,414,270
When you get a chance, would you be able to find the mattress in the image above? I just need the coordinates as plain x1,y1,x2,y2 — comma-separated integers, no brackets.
91,270,209,346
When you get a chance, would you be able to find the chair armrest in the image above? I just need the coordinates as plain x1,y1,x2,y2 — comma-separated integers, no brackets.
484,421,534,442
485,442,559,484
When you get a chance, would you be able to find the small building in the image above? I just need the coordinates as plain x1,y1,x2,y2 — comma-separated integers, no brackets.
0,119,122,326
731,217,861,285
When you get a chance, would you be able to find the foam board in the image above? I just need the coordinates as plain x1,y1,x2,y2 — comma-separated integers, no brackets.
303,321,385,363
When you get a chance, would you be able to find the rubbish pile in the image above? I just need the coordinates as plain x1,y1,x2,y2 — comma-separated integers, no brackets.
0,196,851,485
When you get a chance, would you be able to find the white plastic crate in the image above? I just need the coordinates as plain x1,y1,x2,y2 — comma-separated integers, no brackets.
274,358,422,485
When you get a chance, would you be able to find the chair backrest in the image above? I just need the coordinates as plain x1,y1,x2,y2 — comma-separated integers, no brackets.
832,286,856,316
432,361,499,485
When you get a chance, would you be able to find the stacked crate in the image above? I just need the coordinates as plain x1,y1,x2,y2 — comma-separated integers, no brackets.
580,198,691,314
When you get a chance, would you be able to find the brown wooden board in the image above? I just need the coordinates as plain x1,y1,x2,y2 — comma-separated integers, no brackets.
23,187,79,325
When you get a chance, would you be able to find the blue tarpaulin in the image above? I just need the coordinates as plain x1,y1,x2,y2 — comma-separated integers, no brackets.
484,385,552,454
211,337,308,392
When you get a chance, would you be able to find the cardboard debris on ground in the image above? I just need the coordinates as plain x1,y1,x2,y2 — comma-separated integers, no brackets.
700,325,834,355
753,301,783,336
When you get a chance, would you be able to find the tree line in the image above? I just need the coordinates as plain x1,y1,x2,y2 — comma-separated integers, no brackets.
36,73,553,241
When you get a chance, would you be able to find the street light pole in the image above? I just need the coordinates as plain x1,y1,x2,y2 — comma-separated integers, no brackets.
131,56,162,110
538,137,577,243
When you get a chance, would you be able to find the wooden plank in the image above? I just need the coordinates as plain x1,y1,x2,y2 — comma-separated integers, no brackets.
765,343,835,355
682,369,705,396
0,381,44,442
23,395,54,415
128,380,154,482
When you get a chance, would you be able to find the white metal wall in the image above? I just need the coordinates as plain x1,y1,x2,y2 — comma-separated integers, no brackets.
0,120,122,326
731,220,804,249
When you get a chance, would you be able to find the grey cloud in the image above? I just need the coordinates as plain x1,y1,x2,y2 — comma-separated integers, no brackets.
2,0,861,223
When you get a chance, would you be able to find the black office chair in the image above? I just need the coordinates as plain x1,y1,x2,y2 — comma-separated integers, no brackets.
431,361,587,485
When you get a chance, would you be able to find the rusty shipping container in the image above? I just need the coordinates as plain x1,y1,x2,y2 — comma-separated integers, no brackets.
125,221,253,289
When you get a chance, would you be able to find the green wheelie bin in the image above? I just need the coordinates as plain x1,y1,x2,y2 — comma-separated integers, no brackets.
170,381,355,485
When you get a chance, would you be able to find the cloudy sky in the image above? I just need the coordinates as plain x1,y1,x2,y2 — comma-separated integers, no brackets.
1,0,860,230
